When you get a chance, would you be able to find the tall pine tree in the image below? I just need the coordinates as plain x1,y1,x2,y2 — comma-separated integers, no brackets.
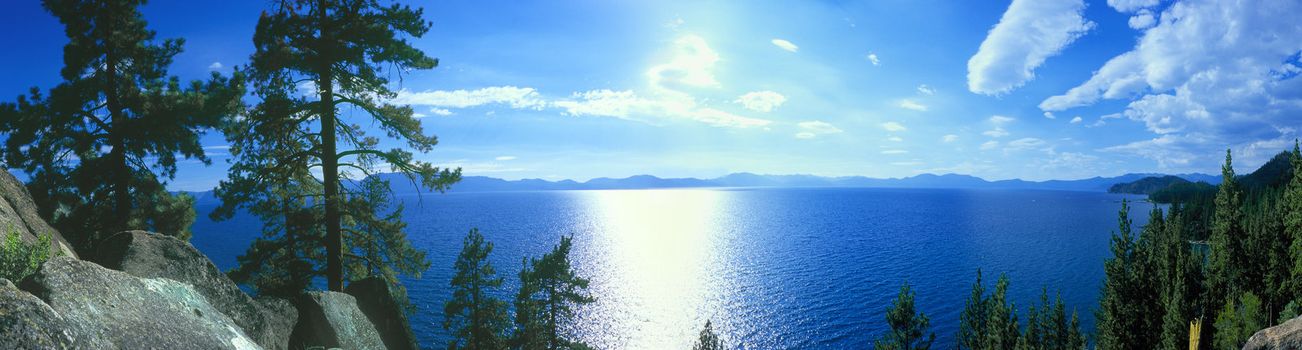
238,0,460,292
873,282,935,350
512,236,594,350
444,228,510,350
0,0,245,252
1287,140,1302,304
1208,149,1245,321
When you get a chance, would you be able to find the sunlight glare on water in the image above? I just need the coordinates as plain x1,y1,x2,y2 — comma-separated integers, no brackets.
575,189,730,349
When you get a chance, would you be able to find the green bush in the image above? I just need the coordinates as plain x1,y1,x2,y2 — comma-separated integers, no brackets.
1,227,54,282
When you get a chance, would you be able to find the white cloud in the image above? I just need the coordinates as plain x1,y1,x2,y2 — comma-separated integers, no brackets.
412,113,427,118
980,141,1000,150
942,134,959,143
431,108,453,116
967,0,1094,95
735,91,787,112
983,127,1010,138
1041,0,1302,167
771,39,799,53
867,53,881,66
917,85,935,95
1070,116,1083,124
495,156,517,161
555,90,771,128
898,99,928,111
881,121,907,132
887,136,904,142
1107,0,1160,13
208,62,223,71
647,34,721,90
881,149,909,155
989,115,1015,124
1128,9,1157,30
394,86,546,109
1005,137,1048,152
796,120,844,138
1043,111,1056,119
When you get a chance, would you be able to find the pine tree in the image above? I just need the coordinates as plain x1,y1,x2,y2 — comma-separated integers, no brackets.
1096,199,1160,349
984,274,1019,350
1208,149,1245,310
245,0,460,292
1213,291,1265,350
513,236,594,350
444,228,510,350
873,282,935,350
0,0,244,252
692,320,724,350
1287,140,1302,303
957,269,987,350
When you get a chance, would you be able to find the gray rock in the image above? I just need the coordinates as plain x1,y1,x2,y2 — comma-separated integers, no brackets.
346,277,418,350
1,278,107,349
0,169,76,258
19,257,261,349
1245,315,1302,350
291,291,386,350
94,230,295,350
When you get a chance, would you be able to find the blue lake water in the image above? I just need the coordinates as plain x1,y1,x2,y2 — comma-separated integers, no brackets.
189,187,1154,349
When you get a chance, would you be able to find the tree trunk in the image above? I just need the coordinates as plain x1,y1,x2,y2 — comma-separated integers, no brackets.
103,11,131,238
318,0,343,292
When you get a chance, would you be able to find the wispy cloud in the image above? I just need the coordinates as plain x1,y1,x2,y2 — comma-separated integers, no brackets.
942,134,959,143
916,85,935,95
898,99,928,111
881,149,909,155
647,34,721,90
394,86,546,109
795,120,844,139
881,121,907,132
866,53,881,66
495,156,517,161
771,39,799,53
967,0,1094,95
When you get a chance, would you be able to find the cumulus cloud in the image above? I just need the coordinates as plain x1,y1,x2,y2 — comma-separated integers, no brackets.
1127,9,1157,30
1107,0,1159,13
208,62,223,71
881,121,907,132
431,108,453,116
898,99,928,111
867,53,881,66
967,0,1094,95
942,134,959,143
989,115,1015,124
771,39,799,53
394,86,546,109
1041,0,1302,167
1070,116,1083,124
735,91,787,112
1043,112,1057,119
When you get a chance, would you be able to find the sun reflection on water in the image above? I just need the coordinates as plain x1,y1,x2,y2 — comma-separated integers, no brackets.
574,189,729,349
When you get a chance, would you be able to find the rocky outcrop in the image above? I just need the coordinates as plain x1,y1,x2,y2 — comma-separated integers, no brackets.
1245,315,1302,350
19,257,260,349
0,278,106,349
0,170,76,258
347,277,418,350
291,291,386,350
94,230,295,350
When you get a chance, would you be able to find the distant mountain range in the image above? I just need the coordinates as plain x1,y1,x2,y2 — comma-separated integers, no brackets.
367,172,1222,194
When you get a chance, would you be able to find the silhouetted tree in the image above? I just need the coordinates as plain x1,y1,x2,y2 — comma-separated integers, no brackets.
444,228,510,350
245,0,460,291
874,282,935,350
512,236,594,350
692,320,723,350
0,0,244,252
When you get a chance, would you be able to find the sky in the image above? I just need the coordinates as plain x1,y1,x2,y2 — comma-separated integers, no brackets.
2,0,1301,190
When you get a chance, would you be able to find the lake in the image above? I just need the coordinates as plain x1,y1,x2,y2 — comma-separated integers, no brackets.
189,187,1155,349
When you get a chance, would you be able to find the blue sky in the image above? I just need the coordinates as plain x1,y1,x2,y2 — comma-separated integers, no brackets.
2,0,1301,190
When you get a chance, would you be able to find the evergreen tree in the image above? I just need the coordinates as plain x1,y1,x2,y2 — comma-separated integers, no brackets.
513,236,594,350
245,0,460,292
873,282,935,350
984,274,1020,350
0,0,244,252
1213,291,1265,350
1208,149,1245,310
1287,140,1302,303
957,269,987,350
1096,199,1160,349
444,228,510,350
692,320,723,350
